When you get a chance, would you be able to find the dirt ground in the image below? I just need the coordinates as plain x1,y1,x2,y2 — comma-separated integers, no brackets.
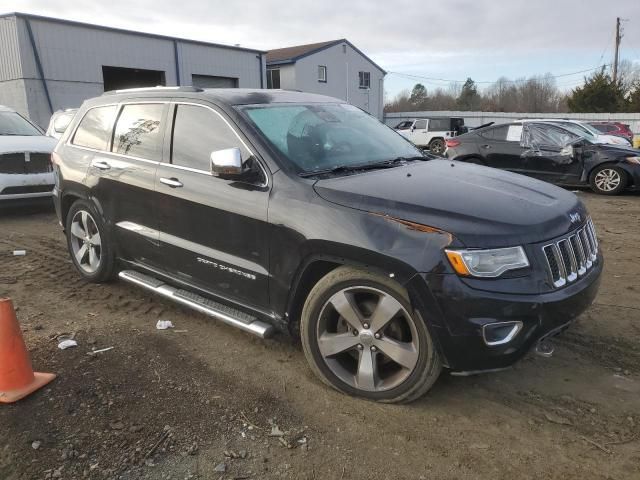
1,191,639,480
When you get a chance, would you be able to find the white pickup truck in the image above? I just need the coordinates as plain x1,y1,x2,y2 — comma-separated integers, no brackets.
394,117,466,155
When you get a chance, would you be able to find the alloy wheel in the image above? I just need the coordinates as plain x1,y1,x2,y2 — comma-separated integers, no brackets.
594,168,621,192
69,210,102,274
430,140,445,155
316,286,420,392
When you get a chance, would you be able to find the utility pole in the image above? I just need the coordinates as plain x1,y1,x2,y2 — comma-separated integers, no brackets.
612,17,621,84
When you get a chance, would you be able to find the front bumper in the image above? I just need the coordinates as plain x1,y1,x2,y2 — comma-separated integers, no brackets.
414,256,602,372
0,172,54,200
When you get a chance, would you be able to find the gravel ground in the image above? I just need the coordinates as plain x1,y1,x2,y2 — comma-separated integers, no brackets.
1,191,639,480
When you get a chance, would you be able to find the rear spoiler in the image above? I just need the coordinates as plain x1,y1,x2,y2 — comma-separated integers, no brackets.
471,122,494,130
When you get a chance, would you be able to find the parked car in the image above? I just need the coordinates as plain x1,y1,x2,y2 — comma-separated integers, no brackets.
0,105,57,204
394,117,466,154
445,121,640,195
518,119,631,146
588,121,634,145
46,109,78,139
53,88,601,403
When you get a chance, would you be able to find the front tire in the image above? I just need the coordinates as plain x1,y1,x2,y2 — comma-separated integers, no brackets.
65,199,116,282
589,165,627,195
300,266,442,403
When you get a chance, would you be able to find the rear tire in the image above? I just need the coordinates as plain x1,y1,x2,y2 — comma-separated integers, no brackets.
65,199,116,283
300,266,442,403
589,165,627,195
429,138,445,156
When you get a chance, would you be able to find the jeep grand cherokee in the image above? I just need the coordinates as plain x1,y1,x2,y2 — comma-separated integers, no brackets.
52,87,602,403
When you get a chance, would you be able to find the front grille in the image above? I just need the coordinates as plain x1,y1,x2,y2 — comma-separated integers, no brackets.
542,219,598,288
0,152,52,174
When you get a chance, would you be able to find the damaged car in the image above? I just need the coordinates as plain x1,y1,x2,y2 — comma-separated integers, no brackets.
0,105,57,204
445,121,640,195
53,88,602,403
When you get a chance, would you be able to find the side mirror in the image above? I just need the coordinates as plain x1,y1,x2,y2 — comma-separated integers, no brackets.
210,147,244,177
410,125,415,132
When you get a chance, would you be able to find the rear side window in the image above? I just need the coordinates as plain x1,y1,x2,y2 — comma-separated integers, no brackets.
479,125,509,141
171,104,247,171
72,106,117,150
428,118,450,131
113,104,164,160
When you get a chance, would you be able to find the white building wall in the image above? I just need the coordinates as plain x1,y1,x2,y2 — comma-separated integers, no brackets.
276,64,296,90
287,42,385,119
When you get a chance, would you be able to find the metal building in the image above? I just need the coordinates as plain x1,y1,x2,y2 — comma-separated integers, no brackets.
0,12,266,128
266,39,386,119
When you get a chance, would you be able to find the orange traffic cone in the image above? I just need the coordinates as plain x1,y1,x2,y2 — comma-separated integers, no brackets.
0,298,55,403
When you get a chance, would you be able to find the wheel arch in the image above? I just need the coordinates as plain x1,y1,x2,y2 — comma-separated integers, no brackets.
284,243,422,337
587,161,633,186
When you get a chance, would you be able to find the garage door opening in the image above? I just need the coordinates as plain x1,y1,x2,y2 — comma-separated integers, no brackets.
191,74,238,89
102,66,166,92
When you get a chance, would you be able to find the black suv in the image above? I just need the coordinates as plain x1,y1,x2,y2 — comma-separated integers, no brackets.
53,87,602,403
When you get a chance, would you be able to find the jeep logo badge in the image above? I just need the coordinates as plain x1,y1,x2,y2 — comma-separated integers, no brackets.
569,212,581,224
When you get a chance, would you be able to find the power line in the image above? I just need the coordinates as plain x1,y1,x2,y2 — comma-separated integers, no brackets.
388,63,611,85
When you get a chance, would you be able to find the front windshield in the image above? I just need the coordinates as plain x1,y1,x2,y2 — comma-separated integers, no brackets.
550,122,596,141
0,112,42,136
575,122,602,136
240,103,422,173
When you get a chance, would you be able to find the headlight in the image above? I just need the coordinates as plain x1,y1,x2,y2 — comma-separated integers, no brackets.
445,246,529,278
625,156,640,165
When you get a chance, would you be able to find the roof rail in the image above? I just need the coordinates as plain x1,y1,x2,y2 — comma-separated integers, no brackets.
102,86,204,96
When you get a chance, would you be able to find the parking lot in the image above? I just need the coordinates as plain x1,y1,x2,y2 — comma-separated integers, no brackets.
0,190,638,480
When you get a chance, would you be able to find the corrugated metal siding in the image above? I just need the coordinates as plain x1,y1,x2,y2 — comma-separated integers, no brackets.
178,42,262,88
385,111,640,134
3,14,263,127
0,16,23,81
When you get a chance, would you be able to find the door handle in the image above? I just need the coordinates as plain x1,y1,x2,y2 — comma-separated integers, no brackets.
481,144,492,149
160,177,183,188
92,160,111,170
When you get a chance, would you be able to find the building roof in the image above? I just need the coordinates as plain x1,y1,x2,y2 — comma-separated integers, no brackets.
266,39,386,74
0,12,266,54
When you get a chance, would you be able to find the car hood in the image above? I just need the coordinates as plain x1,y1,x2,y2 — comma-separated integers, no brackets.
0,135,57,154
592,143,640,156
313,160,587,248
597,134,630,145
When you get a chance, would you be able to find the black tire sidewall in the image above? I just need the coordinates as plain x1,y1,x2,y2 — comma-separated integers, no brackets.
589,165,627,195
301,269,439,402
430,139,445,155
65,199,115,282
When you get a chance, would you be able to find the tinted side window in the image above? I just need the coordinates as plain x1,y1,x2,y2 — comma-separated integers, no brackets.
414,120,427,130
113,104,164,159
479,125,509,141
171,104,247,171
72,106,117,150
428,118,450,131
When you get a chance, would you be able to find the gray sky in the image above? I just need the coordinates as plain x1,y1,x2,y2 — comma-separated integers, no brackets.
9,0,640,98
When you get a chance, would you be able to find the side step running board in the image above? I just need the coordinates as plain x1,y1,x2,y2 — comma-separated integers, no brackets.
119,270,275,339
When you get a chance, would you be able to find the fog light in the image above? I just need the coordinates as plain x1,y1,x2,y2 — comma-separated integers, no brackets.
482,321,523,346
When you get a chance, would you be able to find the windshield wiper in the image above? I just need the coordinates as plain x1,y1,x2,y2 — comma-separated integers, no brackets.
298,155,428,178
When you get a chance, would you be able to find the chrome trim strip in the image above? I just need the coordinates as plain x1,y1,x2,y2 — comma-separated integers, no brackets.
115,221,268,276
118,271,273,338
116,221,160,241
482,321,524,346
159,231,268,276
